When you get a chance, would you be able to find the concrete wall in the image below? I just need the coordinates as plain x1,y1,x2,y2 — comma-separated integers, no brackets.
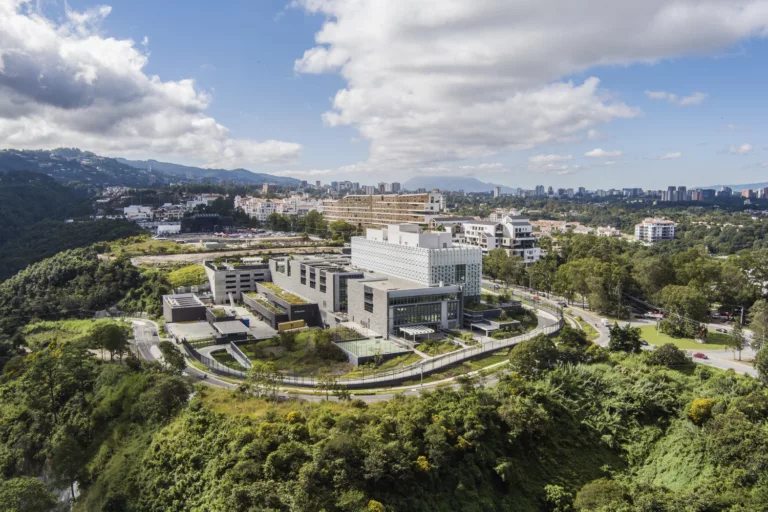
347,279,389,336
205,262,271,304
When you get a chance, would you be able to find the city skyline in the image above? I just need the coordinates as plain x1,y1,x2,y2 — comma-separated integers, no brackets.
3,1,768,189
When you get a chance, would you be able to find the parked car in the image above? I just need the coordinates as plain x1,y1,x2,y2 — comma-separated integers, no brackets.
557,301,567,307
715,328,727,333
693,352,708,360
640,339,649,346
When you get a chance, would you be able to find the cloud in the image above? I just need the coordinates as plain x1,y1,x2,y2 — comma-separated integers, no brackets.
0,0,301,167
603,160,617,166
729,143,753,155
655,151,683,160
587,129,601,139
585,148,621,158
645,90,708,105
294,1,768,169
527,154,576,174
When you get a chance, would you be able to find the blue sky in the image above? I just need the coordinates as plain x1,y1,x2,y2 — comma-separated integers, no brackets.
4,0,768,189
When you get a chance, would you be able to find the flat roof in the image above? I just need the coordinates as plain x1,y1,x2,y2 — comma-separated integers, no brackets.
336,338,411,357
400,326,435,336
213,321,250,335
163,293,204,308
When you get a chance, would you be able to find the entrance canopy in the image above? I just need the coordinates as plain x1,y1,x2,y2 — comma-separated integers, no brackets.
399,326,435,337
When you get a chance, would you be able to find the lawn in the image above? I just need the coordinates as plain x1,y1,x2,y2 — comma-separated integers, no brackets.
108,236,199,257
22,318,129,350
342,352,424,378
638,325,727,351
236,331,354,376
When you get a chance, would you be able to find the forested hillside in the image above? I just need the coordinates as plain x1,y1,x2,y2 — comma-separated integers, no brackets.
0,171,145,281
2,324,768,511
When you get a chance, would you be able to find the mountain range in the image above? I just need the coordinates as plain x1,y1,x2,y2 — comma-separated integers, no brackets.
697,181,768,192
0,148,300,188
402,176,516,193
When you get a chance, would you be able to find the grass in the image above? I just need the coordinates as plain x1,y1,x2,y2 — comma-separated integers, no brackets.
108,236,200,257
167,264,207,288
237,331,353,376
638,325,727,351
420,338,462,356
22,318,129,350
244,293,282,314
198,386,354,420
210,308,229,318
261,282,308,305
210,349,246,371
342,352,424,378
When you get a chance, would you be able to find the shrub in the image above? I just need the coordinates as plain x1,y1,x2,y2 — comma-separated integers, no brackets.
647,343,690,367
688,398,715,425
573,478,624,511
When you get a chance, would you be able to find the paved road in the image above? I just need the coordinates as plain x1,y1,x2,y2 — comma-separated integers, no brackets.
130,319,161,362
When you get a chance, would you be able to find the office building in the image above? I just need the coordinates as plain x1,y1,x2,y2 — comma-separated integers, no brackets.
455,216,542,263
534,185,545,196
493,186,500,198
323,192,443,227
391,182,401,193
204,260,271,304
634,218,677,244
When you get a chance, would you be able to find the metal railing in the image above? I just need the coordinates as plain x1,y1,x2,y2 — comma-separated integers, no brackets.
180,303,564,389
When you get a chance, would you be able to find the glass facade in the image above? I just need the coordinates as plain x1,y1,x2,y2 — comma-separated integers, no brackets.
388,293,458,306
392,303,441,327
455,264,466,284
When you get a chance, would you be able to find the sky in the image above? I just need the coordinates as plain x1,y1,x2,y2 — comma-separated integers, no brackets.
2,0,768,189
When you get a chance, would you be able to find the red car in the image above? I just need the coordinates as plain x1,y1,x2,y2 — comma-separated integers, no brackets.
693,352,708,360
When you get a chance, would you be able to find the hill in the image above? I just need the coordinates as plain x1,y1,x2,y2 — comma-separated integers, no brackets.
0,148,301,188
117,158,301,186
697,181,768,192
403,176,514,193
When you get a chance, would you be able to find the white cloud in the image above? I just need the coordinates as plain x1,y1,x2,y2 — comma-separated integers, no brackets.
656,151,683,160
294,0,768,170
729,143,753,155
603,160,617,166
585,148,621,158
0,0,301,168
528,154,576,174
645,90,708,105
587,129,601,139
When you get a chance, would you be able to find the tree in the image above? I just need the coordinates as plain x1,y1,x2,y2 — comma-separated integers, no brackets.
755,348,768,385
92,322,130,361
508,335,558,376
0,477,57,512
278,330,296,351
688,398,714,425
246,361,282,401
135,375,190,422
726,321,747,361
607,323,641,353
50,427,86,500
573,478,625,511
158,340,186,374
748,299,768,351
647,343,689,367
659,284,709,322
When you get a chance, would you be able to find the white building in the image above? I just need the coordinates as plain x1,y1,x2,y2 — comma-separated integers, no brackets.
350,224,482,298
123,205,153,221
456,216,541,264
596,226,622,237
634,218,676,244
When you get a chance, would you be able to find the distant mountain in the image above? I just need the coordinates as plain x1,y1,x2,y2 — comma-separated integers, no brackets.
117,158,300,186
697,181,768,192
403,176,515,193
0,148,164,188
0,148,301,188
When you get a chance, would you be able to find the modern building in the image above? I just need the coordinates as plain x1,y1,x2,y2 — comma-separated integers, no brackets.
322,192,443,227
634,218,677,244
204,260,272,304
350,224,482,298
493,186,500,198
455,216,542,263
241,282,322,329
162,293,207,323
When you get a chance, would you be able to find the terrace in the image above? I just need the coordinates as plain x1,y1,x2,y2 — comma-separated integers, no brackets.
243,292,282,314
260,282,308,305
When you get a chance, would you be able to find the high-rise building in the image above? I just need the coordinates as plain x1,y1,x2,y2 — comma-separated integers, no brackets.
493,186,500,198
547,186,554,195
316,180,322,189
323,192,443,227
391,182,401,193
331,181,339,191
534,185,545,196
635,218,677,244
378,182,387,194
577,186,586,195
677,186,687,201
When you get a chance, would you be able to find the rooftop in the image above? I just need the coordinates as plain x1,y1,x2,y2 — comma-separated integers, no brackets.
213,320,250,335
163,293,204,308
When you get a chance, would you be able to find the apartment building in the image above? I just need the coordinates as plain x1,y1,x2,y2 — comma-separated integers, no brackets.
323,192,443,227
456,216,541,263
634,218,677,244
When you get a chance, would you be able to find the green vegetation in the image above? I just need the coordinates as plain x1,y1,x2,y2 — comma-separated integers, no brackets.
638,324,727,350
419,338,461,356
210,349,246,370
166,264,207,287
237,330,351,376
106,235,197,257
261,282,308,304
244,292,282,314
210,308,229,318
342,352,424,378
